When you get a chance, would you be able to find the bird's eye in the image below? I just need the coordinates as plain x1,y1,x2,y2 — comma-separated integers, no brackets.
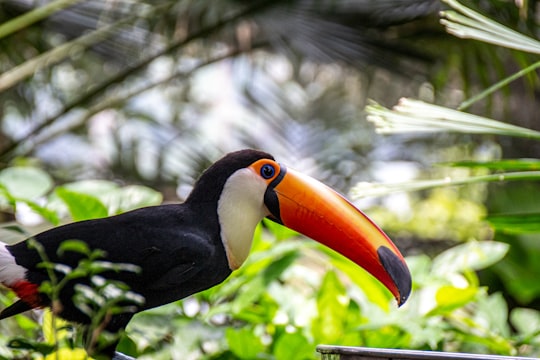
260,164,276,179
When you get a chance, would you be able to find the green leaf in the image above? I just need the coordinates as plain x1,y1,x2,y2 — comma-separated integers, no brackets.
510,308,540,336
225,327,265,359
230,252,297,318
7,337,55,354
113,185,162,213
87,260,141,275
116,335,139,358
432,241,509,275
312,270,349,344
352,171,540,198
57,239,91,257
38,281,53,296
0,167,53,200
41,309,72,345
2,224,30,235
0,0,83,40
23,199,60,225
263,218,299,241
262,250,298,282
55,187,108,221
445,159,540,171
53,180,162,214
366,98,540,139
475,293,510,337
273,332,313,360
361,325,412,349
429,285,478,315
454,331,514,355
441,0,540,55
495,251,540,304
486,213,540,234
324,246,393,310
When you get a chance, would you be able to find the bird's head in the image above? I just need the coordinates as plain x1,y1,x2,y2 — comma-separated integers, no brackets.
187,149,411,306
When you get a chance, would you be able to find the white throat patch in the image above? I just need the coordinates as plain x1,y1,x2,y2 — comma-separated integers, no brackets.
217,168,268,270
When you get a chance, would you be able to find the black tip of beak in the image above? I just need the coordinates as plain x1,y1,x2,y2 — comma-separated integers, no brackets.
378,246,412,306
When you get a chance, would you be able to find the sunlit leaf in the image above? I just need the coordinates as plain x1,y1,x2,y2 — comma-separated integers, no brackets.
42,309,71,345
55,187,108,221
455,331,515,355
366,98,540,139
429,285,478,316
273,332,313,360
432,241,509,275
441,0,540,54
87,260,141,275
324,246,393,310
475,293,510,337
362,325,412,349
231,252,297,316
262,218,299,241
112,185,162,213
312,271,348,344
0,167,53,200
23,200,60,225
510,308,540,336
44,347,92,360
57,239,91,257
14,314,39,332
225,327,265,359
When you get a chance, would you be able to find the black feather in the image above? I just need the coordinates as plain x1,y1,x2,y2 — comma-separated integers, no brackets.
0,300,32,320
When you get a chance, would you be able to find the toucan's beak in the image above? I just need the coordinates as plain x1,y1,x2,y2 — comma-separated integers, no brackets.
263,165,411,306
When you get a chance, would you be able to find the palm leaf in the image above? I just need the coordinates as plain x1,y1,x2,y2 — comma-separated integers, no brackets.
444,159,540,171
351,171,540,198
366,98,540,139
486,213,540,234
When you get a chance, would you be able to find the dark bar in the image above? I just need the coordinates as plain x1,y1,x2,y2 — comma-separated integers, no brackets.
316,346,537,360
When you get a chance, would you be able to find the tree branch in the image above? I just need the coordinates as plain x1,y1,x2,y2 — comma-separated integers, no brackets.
0,0,275,161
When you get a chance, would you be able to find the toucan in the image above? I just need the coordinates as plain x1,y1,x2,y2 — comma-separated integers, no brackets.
0,149,411,359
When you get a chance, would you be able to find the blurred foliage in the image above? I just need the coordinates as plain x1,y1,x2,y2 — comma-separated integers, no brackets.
0,162,536,359
1,0,540,359
358,0,540,312
0,0,537,191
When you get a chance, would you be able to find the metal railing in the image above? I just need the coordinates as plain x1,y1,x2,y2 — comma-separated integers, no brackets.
317,346,537,360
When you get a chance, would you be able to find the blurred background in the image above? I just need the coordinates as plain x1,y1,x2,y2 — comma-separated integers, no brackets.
1,0,540,359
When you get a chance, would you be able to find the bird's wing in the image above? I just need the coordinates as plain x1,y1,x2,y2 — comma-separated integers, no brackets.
134,233,230,309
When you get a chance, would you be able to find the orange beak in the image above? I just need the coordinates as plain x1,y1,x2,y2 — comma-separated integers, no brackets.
258,163,411,306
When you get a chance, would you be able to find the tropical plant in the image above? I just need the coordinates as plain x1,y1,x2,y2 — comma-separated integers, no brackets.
1,0,536,190
361,0,540,310
1,0,540,359
0,164,538,359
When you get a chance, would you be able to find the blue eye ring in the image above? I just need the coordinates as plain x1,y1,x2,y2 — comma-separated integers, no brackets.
260,164,276,179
